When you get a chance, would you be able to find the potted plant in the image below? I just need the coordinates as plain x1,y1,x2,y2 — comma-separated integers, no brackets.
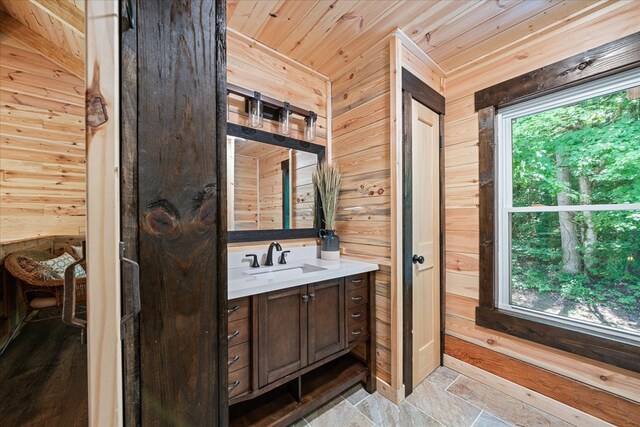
313,161,342,260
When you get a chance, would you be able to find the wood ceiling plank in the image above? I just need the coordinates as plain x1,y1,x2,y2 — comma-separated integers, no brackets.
278,0,366,59
28,0,85,35
440,0,614,72
412,0,522,54
0,11,84,78
315,0,439,78
253,0,321,48
400,0,483,45
427,0,561,65
298,0,397,67
227,0,239,22
228,0,283,38
269,0,345,53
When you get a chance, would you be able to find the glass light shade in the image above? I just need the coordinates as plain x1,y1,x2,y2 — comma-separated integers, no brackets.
304,111,317,142
249,93,263,128
279,104,291,136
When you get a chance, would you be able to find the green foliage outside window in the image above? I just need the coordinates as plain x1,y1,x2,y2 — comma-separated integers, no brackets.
510,88,640,331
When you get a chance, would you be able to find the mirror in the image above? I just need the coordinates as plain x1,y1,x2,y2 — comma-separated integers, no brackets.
227,124,325,243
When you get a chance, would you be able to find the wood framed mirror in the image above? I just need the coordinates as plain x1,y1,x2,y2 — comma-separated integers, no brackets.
227,123,325,243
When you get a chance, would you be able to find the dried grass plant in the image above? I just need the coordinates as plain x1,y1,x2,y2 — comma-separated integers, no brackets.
312,161,342,230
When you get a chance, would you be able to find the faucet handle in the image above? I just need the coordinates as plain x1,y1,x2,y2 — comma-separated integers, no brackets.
245,254,260,268
278,250,291,265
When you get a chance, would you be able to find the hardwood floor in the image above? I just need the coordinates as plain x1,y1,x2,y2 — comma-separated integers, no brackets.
0,310,88,426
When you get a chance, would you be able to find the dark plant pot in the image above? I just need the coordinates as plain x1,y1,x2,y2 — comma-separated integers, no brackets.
319,229,340,260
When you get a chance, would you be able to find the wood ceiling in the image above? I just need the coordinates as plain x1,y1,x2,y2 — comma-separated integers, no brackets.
0,0,85,78
227,0,617,78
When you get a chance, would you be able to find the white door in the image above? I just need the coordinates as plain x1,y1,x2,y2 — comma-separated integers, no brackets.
411,99,441,388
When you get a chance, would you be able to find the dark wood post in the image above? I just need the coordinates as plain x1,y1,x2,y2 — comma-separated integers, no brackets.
136,1,228,425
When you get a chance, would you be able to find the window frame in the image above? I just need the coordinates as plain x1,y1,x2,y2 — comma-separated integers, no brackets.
474,32,640,373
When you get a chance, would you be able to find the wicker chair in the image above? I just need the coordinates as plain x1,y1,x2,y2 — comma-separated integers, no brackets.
4,250,87,310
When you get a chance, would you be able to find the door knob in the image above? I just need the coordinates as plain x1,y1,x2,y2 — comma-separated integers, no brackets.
412,254,425,264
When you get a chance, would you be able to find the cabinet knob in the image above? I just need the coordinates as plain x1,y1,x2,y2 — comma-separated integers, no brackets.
309,293,316,301
412,254,425,265
228,354,240,366
228,380,240,392
302,295,309,303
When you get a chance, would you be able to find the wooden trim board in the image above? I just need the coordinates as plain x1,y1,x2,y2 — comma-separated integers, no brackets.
444,336,640,427
85,1,122,425
443,355,614,427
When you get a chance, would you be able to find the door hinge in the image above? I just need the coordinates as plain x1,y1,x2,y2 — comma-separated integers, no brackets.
120,242,140,338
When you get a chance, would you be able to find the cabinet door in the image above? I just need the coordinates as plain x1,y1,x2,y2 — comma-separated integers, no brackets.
308,279,345,363
258,286,307,387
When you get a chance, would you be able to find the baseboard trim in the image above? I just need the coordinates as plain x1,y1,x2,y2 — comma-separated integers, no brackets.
444,355,613,427
376,377,405,404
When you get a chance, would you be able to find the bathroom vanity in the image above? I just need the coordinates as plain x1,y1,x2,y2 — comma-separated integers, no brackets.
227,254,378,426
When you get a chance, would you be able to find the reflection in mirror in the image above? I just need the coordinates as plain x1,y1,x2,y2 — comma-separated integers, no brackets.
228,137,317,231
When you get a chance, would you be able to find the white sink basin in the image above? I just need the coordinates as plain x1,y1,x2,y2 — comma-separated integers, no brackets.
246,263,327,279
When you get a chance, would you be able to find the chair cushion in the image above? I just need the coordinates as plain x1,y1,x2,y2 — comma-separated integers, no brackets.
17,256,60,281
40,252,86,278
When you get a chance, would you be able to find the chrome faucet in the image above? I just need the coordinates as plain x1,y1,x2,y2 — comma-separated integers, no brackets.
265,241,282,266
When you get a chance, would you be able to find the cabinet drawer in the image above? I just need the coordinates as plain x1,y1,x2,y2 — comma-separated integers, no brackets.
348,320,368,343
347,288,369,308
228,317,250,346
227,341,250,373
228,297,250,322
346,274,367,291
228,366,250,399
347,304,368,326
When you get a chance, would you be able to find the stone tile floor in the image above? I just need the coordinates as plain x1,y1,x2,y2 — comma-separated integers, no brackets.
289,366,571,427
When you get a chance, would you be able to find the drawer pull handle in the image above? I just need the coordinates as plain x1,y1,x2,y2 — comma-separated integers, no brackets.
351,296,363,302
351,329,363,336
351,279,363,284
228,305,240,314
228,380,240,392
228,330,240,341
351,312,362,319
228,355,240,366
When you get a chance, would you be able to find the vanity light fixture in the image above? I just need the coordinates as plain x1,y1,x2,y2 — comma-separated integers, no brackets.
305,111,317,142
279,102,292,136
249,91,263,128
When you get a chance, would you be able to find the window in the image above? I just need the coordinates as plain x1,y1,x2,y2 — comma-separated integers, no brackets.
474,33,640,372
497,70,640,341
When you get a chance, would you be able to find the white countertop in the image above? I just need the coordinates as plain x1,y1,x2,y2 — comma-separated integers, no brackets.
228,257,379,300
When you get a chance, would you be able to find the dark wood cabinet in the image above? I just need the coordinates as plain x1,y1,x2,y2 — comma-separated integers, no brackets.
230,272,376,427
258,286,308,387
308,279,345,363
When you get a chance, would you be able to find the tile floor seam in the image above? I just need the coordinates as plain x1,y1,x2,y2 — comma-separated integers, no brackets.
443,375,488,416
469,410,484,427
403,398,445,426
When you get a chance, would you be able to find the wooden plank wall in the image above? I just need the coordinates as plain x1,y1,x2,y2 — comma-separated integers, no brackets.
291,150,316,229
443,3,640,421
227,28,329,147
0,33,85,243
331,31,445,391
258,149,288,230
227,28,330,251
331,37,393,385
234,154,258,230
